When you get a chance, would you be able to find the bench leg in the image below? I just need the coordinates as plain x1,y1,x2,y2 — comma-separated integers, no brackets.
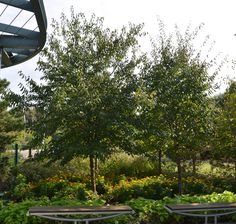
204,216,217,224
214,216,217,224
73,220,89,224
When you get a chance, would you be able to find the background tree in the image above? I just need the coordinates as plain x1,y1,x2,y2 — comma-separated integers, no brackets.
134,83,170,175
0,78,22,191
213,81,236,177
17,10,144,192
142,23,217,194
0,79,21,152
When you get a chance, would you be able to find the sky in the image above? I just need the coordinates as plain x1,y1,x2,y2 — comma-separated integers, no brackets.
1,0,236,93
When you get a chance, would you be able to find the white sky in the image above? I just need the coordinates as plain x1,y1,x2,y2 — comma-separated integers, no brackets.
1,0,236,93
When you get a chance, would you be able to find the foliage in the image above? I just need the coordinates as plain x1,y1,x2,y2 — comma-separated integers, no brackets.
0,156,10,184
105,175,227,203
100,153,156,181
9,165,236,203
0,198,105,224
0,79,22,191
141,22,218,193
18,160,61,183
213,81,236,171
2,191,236,223
15,9,145,192
127,191,236,224
0,79,22,152
107,176,173,202
18,158,90,183
19,154,156,185
8,174,94,202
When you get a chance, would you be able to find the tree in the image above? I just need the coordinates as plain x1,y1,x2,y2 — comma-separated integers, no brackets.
0,79,21,152
17,10,144,192
142,23,216,194
213,81,236,177
0,78,21,189
134,84,169,175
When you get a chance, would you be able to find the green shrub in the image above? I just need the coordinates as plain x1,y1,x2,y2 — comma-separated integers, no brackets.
8,174,93,201
100,153,156,181
1,192,236,224
105,175,230,203
106,176,174,203
18,160,60,183
6,174,34,201
0,156,11,183
127,191,236,224
0,198,105,224
182,177,215,195
18,158,90,183
31,176,92,200
95,176,109,195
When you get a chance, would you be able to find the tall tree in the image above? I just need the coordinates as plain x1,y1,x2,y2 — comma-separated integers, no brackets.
17,10,144,192
142,23,216,194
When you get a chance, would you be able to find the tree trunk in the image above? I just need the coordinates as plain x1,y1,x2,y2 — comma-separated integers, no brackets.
234,161,236,180
192,156,196,175
177,159,182,195
157,149,162,175
28,148,32,158
95,156,99,173
89,155,97,193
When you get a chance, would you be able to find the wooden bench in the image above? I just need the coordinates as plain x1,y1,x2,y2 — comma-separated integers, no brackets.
165,202,236,224
28,205,135,224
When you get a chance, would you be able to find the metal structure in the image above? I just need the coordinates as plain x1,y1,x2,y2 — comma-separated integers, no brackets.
0,0,47,68
28,205,135,224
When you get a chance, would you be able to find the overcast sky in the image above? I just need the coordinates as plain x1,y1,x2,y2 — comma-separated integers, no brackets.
1,0,236,93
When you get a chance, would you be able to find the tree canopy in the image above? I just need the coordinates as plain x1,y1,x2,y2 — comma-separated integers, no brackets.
17,10,145,192
141,23,217,194
13,12,231,194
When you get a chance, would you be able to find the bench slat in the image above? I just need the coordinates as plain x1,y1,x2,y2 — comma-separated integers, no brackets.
29,205,134,215
166,202,236,212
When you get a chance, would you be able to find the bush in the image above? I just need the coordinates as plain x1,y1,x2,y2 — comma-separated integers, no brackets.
0,156,11,183
105,175,228,203
93,176,109,195
127,191,236,224
6,174,34,201
106,176,174,203
0,198,105,224
1,191,236,223
18,158,90,183
100,153,156,181
182,177,215,195
7,174,93,201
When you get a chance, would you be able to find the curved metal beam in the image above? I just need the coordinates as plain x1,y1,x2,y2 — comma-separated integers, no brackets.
0,0,47,68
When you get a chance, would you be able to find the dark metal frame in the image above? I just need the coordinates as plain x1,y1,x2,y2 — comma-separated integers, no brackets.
28,205,135,224
0,0,47,68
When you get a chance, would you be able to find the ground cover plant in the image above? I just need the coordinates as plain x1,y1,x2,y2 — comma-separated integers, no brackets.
1,191,236,224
